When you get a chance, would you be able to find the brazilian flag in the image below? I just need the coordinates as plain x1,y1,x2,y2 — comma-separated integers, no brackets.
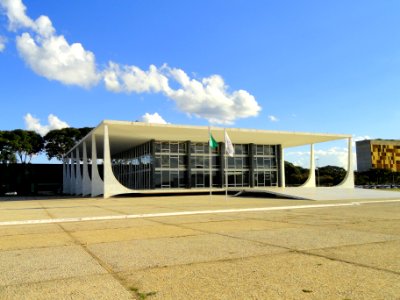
209,132,218,149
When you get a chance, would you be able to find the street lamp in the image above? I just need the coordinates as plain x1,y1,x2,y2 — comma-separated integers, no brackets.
316,157,320,187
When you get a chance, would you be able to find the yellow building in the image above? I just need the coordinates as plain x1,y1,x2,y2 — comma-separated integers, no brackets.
356,139,400,172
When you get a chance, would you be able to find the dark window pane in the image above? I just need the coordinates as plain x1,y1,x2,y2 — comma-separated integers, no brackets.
155,142,161,153
170,143,178,153
171,156,178,168
162,156,169,167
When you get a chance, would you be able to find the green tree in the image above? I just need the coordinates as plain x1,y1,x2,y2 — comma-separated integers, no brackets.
284,161,308,186
6,130,44,163
0,131,17,163
44,127,93,161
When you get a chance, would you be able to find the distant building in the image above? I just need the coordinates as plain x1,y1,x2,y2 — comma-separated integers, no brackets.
356,139,400,172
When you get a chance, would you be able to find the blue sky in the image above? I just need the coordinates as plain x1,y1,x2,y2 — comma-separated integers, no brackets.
0,0,399,167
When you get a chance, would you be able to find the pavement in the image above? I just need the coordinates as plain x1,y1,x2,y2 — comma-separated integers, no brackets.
0,194,399,299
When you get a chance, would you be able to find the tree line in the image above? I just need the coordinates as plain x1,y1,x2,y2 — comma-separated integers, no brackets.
0,127,92,164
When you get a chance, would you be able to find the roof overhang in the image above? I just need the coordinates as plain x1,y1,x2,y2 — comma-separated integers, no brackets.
66,120,351,158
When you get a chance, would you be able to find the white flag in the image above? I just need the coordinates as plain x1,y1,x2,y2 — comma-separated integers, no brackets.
224,130,235,157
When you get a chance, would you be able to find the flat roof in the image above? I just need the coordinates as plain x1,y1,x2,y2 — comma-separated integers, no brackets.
67,120,351,157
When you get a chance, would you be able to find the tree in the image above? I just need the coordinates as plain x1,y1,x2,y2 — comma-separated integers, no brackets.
0,131,17,164
44,127,93,161
6,130,44,163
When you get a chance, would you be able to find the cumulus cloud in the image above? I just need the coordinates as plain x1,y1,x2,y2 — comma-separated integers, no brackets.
16,32,99,87
268,115,279,122
105,63,261,124
104,62,170,94
24,113,69,136
140,112,168,124
0,0,99,87
1,0,262,124
0,0,35,30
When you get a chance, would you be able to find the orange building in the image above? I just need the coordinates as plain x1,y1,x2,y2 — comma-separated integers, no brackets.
356,139,400,172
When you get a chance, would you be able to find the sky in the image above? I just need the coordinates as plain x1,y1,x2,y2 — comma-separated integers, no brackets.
0,0,399,168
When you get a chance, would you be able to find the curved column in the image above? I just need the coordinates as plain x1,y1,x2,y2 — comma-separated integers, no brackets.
82,141,92,196
301,144,316,188
103,124,134,198
91,134,104,197
279,146,285,188
62,158,70,194
70,153,76,195
75,148,82,195
335,137,355,188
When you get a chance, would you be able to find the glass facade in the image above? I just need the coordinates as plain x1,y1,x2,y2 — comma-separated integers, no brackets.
111,141,152,189
111,140,280,190
253,145,279,187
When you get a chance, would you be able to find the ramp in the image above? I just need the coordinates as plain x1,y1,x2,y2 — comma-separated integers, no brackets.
236,187,400,201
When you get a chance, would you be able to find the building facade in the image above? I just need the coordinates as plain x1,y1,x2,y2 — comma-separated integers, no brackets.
356,139,400,172
63,120,354,198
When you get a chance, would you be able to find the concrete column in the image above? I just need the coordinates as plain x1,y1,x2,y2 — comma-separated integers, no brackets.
66,157,71,194
301,144,316,188
82,141,91,196
75,148,82,195
91,134,104,197
62,158,68,194
103,124,133,198
336,137,355,188
70,153,76,194
279,146,286,188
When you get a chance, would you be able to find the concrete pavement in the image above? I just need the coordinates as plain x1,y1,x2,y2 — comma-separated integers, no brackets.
0,195,399,299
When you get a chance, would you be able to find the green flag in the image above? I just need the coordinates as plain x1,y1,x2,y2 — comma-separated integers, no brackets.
209,132,218,149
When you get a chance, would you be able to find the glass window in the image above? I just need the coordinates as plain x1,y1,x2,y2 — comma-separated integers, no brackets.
161,155,169,167
155,142,161,153
257,145,264,155
170,156,179,168
170,143,178,153
161,142,170,153
235,144,243,155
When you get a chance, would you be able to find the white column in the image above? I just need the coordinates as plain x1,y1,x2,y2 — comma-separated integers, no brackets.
62,158,69,194
82,141,91,196
66,157,71,194
70,153,76,194
91,134,104,197
279,146,285,188
75,148,82,195
336,137,355,188
103,124,133,198
301,144,316,188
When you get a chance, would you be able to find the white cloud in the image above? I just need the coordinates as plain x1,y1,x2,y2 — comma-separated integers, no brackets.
16,32,99,87
268,115,279,122
140,112,168,124
104,62,170,94
165,67,261,124
1,0,99,87
1,0,262,124
104,63,261,124
24,113,69,136
0,0,35,30
0,35,6,52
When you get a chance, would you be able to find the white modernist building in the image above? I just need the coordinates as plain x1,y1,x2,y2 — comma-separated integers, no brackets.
63,120,354,198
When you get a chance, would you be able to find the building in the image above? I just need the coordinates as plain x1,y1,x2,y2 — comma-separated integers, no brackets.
356,139,400,172
63,120,354,198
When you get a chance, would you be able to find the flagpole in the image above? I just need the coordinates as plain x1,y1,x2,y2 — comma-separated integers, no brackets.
208,125,212,200
224,128,228,201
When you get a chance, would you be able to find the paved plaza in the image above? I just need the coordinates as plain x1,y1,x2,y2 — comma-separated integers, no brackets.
0,194,399,299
